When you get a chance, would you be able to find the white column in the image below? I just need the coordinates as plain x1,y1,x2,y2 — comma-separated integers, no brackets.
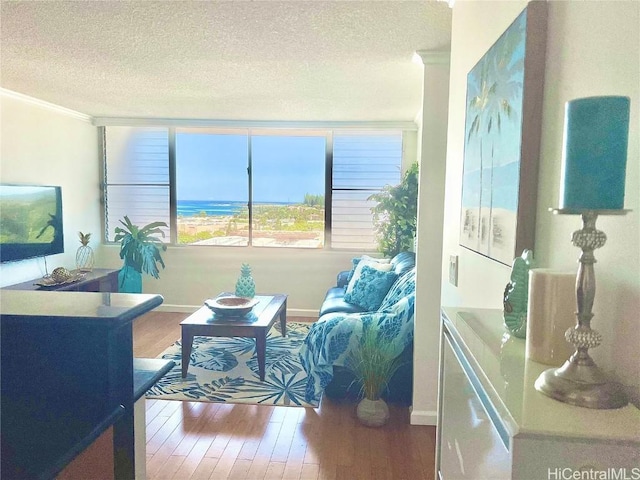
411,50,450,425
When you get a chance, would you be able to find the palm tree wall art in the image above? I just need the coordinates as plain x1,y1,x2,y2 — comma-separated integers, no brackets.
460,2,547,265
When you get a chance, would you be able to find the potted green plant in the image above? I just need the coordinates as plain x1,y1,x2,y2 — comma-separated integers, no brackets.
114,215,168,293
347,324,402,427
369,162,419,257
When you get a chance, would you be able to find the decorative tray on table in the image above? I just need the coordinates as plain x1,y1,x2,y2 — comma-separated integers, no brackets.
34,270,86,288
204,295,259,317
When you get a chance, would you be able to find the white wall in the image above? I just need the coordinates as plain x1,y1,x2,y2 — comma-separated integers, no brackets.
440,0,639,398
96,244,357,316
95,128,420,315
0,96,372,314
0,92,102,286
1,92,419,316
94,129,419,315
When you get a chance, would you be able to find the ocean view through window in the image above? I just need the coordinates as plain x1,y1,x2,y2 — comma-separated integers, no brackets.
176,129,250,246
103,126,403,249
175,129,325,247
250,133,325,247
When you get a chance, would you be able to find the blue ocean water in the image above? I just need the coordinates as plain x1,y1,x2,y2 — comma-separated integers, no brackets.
177,200,294,217
178,200,245,217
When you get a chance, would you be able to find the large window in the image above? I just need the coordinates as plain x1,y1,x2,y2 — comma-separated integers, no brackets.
104,126,171,241
331,132,402,249
175,129,250,246
103,126,403,250
251,132,326,247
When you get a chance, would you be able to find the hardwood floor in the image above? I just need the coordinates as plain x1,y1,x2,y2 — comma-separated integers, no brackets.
133,311,436,480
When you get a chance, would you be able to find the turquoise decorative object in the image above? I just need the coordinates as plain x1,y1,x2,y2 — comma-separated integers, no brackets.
503,249,534,338
560,96,630,210
114,215,167,293
118,263,142,293
235,263,256,298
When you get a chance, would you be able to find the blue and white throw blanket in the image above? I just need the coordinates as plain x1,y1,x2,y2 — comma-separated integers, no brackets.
299,268,416,404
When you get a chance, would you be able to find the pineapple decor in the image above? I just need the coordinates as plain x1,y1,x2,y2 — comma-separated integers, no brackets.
75,231,95,272
235,263,256,298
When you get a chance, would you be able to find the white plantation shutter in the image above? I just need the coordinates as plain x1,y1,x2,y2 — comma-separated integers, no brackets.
104,127,170,241
331,131,402,250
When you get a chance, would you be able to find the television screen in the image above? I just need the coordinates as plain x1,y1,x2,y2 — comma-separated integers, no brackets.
0,184,64,263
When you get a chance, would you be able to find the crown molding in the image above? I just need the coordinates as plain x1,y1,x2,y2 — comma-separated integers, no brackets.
437,0,455,8
0,89,419,131
92,117,418,131
0,88,92,123
414,50,451,66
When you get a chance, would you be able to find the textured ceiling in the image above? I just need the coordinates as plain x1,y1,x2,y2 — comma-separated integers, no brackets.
1,1,452,122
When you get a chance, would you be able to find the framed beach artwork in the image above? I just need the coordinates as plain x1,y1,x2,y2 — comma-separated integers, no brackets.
459,2,547,266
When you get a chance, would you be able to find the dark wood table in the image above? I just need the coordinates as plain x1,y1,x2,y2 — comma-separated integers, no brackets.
2,268,119,292
181,294,287,381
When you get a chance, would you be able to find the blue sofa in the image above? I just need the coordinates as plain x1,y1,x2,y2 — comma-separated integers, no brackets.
300,252,416,405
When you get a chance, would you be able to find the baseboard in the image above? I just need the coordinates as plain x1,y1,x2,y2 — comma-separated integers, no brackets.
409,408,438,426
156,303,317,319
288,308,318,318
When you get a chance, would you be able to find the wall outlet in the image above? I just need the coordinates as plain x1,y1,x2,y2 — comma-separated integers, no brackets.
448,255,458,286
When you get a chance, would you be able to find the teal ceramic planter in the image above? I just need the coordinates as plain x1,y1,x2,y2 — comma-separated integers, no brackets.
118,264,143,293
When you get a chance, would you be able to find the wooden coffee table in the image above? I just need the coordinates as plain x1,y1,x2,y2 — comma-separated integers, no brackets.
181,294,287,381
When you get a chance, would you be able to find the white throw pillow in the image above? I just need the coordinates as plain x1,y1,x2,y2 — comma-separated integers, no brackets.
360,254,391,264
346,255,391,283
345,259,393,297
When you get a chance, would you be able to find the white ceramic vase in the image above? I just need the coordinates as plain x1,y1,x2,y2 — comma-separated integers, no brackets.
356,397,390,427
526,269,576,366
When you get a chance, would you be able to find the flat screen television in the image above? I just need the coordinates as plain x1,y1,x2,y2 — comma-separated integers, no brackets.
0,184,64,263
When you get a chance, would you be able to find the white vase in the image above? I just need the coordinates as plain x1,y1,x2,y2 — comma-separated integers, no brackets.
526,269,576,366
356,397,390,427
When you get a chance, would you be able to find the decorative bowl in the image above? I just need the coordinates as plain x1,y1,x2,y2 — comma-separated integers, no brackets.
204,295,259,317
35,270,86,288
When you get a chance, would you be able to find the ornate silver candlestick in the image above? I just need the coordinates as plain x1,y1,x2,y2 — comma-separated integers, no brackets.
534,209,629,409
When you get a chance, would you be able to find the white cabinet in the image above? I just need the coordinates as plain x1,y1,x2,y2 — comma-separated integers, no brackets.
439,336,511,479
436,307,640,480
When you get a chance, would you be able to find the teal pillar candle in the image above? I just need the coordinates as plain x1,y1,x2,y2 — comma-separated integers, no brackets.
559,96,630,210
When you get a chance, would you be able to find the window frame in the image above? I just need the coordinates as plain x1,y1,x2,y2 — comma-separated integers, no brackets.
247,128,330,248
101,125,410,251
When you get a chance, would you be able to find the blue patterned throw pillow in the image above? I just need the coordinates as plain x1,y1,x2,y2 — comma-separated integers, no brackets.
344,264,397,311
346,255,391,282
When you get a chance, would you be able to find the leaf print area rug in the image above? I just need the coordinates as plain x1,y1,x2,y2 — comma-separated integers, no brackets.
146,322,318,407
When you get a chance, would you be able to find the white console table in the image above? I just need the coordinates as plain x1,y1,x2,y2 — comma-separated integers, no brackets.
436,307,639,480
